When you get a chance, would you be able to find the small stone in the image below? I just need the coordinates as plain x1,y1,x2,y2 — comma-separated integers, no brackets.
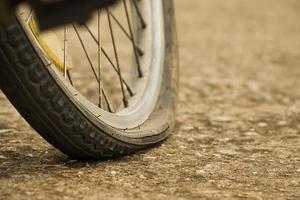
0,155,7,159
169,164,176,168
195,152,202,157
278,121,287,126
111,171,117,176
219,138,230,143
144,156,157,160
181,125,194,131
187,137,195,142
211,116,233,123
244,131,260,137
213,154,222,158
78,171,84,176
217,149,238,156
9,140,21,144
196,170,206,177
290,180,299,186
296,169,300,173
0,129,15,134
139,175,147,180
247,81,260,92
26,154,33,157
25,191,35,196
282,97,290,104
258,122,268,128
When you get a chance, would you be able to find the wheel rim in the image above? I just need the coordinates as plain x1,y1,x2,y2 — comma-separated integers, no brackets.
18,0,165,130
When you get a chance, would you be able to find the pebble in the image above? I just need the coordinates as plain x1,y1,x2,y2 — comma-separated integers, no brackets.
181,125,194,131
139,175,147,180
9,140,22,144
219,138,231,143
290,180,299,186
0,129,16,134
217,149,238,156
195,152,203,157
187,138,195,142
25,191,35,196
278,121,287,126
247,81,260,92
0,155,7,159
26,154,34,158
244,131,260,137
111,171,117,176
211,116,233,123
78,171,84,176
196,170,206,177
144,156,157,160
258,122,268,128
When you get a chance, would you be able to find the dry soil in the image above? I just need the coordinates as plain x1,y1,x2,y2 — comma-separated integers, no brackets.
0,0,300,199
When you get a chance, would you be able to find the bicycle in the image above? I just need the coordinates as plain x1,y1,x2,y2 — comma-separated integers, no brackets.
0,0,178,159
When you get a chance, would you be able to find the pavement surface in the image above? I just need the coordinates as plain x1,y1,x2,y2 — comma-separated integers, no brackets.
0,0,300,199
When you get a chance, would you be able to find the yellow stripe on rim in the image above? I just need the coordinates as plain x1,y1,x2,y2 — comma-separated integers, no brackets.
28,17,73,72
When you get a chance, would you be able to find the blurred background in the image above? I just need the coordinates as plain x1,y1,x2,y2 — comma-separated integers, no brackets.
0,0,299,199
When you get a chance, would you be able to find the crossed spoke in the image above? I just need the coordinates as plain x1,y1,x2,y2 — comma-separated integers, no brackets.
106,8,128,108
123,0,143,77
83,24,134,96
108,10,144,56
26,0,148,112
73,24,113,112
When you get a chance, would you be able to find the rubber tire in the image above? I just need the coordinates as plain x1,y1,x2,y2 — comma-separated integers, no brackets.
0,0,178,159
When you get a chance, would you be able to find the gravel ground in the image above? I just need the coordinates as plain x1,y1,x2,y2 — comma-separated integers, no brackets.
1,0,300,199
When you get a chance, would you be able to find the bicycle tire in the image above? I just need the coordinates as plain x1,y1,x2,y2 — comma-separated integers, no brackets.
0,0,178,159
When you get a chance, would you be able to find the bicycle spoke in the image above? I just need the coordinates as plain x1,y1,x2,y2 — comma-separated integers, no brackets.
123,0,143,77
73,24,99,83
89,24,138,89
66,70,74,86
108,11,144,56
63,25,68,78
107,8,129,107
132,0,147,29
22,1,152,113
97,10,103,108
101,89,114,113
83,24,134,96
101,49,134,96
73,24,115,112
106,8,129,107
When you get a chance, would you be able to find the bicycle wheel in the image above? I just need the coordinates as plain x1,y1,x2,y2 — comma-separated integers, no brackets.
0,0,178,159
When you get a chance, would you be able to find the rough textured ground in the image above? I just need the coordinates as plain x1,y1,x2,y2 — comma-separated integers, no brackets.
1,0,300,199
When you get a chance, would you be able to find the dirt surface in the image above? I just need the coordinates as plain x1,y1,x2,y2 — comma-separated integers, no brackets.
1,0,300,199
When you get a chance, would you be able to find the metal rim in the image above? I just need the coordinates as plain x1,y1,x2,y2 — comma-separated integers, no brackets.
18,0,165,130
